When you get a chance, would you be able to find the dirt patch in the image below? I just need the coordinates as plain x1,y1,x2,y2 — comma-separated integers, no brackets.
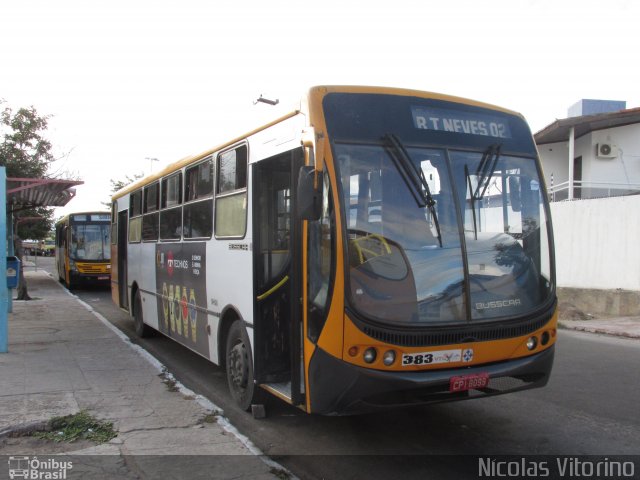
0,435,95,455
558,301,596,321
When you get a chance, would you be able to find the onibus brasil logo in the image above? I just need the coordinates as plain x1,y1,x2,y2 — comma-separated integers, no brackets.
8,456,72,479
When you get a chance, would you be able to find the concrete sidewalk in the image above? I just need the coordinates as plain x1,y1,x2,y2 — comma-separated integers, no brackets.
559,316,640,339
0,270,286,479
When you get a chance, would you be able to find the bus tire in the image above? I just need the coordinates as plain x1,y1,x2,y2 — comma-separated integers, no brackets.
133,291,153,338
225,320,261,411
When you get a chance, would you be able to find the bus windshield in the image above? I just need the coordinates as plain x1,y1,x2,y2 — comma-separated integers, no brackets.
336,142,552,326
70,222,111,260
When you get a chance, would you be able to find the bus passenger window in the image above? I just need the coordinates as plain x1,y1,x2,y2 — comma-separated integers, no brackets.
111,202,117,245
160,173,183,241
183,160,214,239
142,213,159,241
160,208,182,240
129,190,143,243
144,183,159,213
185,159,213,201
215,145,248,238
130,190,142,217
184,199,213,239
162,173,182,208
217,147,247,193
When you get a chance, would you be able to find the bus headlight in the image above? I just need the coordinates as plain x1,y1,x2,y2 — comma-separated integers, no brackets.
541,331,550,346
526,336,538,350
382,350,396,366
363,348,377,364
69,260,78,272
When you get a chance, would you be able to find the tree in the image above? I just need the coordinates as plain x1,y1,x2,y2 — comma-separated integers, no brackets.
0,103,54,178
13,209,52,240
102,172,144,208
0,101,59,239
0,101,60,299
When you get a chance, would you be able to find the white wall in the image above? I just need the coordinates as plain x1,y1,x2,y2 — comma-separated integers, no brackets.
589,124,640,185
551,195,640,290
538,123,640,192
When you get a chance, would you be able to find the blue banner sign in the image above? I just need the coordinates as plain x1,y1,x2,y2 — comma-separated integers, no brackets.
411,106,512,139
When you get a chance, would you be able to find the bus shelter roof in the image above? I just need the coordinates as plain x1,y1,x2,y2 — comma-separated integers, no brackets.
6,177,84,207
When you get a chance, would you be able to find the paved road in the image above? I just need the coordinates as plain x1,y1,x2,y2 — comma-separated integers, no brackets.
28,257,640,479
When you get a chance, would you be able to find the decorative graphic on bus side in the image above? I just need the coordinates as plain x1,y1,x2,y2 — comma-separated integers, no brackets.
156,243,209,357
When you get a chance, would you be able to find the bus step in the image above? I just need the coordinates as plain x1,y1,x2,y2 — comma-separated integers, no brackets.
262,382,292,402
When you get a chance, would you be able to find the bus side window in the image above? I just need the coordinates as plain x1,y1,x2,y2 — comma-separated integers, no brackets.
215,145,248,238
185,158,213,201
142,182,159,241
160,172,183,240
111,201,117,245
184,159,214,239
129,190,143,243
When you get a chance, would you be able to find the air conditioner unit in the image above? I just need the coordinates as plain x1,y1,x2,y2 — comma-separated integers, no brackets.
596,143,617,158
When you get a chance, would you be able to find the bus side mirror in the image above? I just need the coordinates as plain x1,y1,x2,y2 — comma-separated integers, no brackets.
508,176,522,212
297,166,321,221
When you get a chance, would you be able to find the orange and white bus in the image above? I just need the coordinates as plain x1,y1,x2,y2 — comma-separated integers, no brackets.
110,86,556,414
55,212,111,289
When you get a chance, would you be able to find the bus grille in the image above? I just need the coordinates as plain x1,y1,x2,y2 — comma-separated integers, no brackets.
76,263,110,274
353,306,555,347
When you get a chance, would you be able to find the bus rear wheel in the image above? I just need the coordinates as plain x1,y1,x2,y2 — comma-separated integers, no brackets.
133,291,153,338
226,320,261,411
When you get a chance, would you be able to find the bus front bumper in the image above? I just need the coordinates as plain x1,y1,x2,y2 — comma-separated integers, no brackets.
307,345,555,415
70,271,111,285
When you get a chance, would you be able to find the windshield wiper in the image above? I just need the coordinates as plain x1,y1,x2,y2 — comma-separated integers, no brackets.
473,144,502,200
383,133,442,247
466,144,502,240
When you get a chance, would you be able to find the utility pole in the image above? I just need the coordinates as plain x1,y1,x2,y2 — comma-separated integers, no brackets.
146,157,159,174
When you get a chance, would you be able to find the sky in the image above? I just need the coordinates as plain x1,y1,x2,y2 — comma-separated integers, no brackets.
2,0,639,218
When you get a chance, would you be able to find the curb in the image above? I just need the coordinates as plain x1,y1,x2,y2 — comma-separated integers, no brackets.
558,321,640,340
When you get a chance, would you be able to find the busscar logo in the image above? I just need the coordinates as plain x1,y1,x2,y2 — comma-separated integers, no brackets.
8,456,73,479
475,298,521,310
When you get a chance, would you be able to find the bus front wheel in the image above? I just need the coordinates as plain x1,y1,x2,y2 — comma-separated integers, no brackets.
226,320,262,411
133,291,153,338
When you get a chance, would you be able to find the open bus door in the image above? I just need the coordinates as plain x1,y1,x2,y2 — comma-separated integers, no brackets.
253,148,305,408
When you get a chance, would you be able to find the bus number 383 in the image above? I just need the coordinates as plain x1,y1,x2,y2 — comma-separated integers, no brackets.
402,353,434,365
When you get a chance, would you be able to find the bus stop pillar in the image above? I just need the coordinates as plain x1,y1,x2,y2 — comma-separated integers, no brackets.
568,126,575,201
1,166,8,353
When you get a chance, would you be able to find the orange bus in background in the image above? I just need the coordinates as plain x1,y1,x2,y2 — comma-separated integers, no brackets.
55,212,111,289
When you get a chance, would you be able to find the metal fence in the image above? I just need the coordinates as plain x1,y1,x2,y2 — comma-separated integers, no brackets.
548,180,640,202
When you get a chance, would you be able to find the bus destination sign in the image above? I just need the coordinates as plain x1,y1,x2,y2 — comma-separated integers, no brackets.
71,214,111,222
411,106,512,139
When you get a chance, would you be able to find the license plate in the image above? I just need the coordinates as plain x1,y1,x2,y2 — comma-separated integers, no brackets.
449,372,490,392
